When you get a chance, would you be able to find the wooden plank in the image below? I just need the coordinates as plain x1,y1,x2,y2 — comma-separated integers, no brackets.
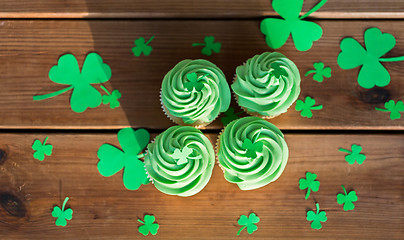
0,20,403,130
0,133,402,239
0,0,404,19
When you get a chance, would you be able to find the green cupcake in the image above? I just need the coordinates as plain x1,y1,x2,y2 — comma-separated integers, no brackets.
144,126,215,197
217,117,288,190
161,59,231,127
232,52,301,118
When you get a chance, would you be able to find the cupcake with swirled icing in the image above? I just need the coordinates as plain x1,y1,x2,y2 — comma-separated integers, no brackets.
231,52,301,118
161,59,231,127
217,116,288,190
144,126,215,197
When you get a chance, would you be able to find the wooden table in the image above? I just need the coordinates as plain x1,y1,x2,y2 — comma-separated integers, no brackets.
0,1,403,239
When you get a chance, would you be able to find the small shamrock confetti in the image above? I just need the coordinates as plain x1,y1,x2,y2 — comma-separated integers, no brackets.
299,172,320,199
271,62,288,78
339,144,366,165
242,128,264,159
237,213,260,236
52,197,73,227
306,203,327,230
338,27,404,89
33,53,112,113
295,96,323,118
221,107,242,126
101,86,121,109
32,136,53,161
138,215,159,236
375,100,404,120
260,0,327,51
192,36,221,56
184,72,208,92
337,185,358,211
172,146,202,165
132,36,154,57
305,62,331,82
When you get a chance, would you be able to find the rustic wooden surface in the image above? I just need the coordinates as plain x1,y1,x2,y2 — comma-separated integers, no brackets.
0,133,403,239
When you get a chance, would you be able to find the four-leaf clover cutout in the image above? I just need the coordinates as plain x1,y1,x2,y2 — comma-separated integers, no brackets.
101,86,122,109
97,128,150,190
376,100,404,120
192,36,221,56
305,62,331,82
339,144,366,165
172,146,202,165
237,213,260,235
184,72,208,92
337,185,358,211
52,197,73,227
32,136,53,161
306,203,327,230
295,96,323,118
242,128,264,159
260,0,327,51
299,172,320,199
221,107,242,126
132,36,154,57
138,215,159,236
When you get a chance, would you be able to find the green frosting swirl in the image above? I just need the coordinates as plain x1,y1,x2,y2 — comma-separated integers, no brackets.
218,116,288,190
231,52,301,117
144,126,215,197
161,59,231,124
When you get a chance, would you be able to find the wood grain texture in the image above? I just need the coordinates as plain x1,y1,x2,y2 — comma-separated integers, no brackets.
0,20,403,130
0,0,404,19
0,133,403,239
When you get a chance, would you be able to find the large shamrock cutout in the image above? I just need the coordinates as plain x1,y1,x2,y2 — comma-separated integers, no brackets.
52,197,73,227
33,53,112,113
237,213,260,235
375,100,404,120
339,144,366,165
132,36,154,57
338,27,404,89
192,36,221,56
260,0,327,51
306,203,327,230
97,128,150,190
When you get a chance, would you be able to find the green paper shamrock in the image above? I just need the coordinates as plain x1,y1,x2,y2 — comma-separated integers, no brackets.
242,128,264,159
132,36,154,57
138,215,159,236
221,107,242,126
172,146,202,165
260,0,327,51
32,136,53,161
271,62,288,78
337,185,358,211
306,203,327,230
295,96,323,118
192,36,221,56
338,144,366,165
33,53,112,113
375,100,404,120
97,128,150,190
305,62,331,82
52,197,73,227
237,213,260,236
338,27,404,89
184,72,209,92
101,86,122,109
299,172,320,199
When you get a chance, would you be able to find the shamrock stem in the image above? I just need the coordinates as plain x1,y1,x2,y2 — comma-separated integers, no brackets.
375,107,389,112
315,203,320,214
146,36,155,45
342,185,347,195
300,0,328,19
237,226,246,236
33,86,74,101
61,197,69,212
338,148,352,154
138,219,145,224
137,152,146,159
311,105,323,110
198,73,210,80
192,43,205,47
305,70,316,76
188,156,202,160
305,189,311,200
253,127,264,143
100,85,110,95
235,111,243,116
379,56,404,62
43,136,49,145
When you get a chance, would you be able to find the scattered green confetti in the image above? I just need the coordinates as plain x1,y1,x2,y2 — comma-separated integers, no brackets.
305,62,331,82
33,53,112,113
138,215,159,236
172,146,202,165
132,36,154,57
260,0,327,51
338,144,366,165
375,100,404,120
242,128,263,159
221,107,242,126
97,128,150,190
295,96,323,118
192,36,221,56
52,197,73,227
32,136,53,161
299,172,320,200
101,86,121,109
338,27,404,89
271,62,288,78
184,72,209,92
306,203,327,230
237,213,260,236
337,185,358,211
